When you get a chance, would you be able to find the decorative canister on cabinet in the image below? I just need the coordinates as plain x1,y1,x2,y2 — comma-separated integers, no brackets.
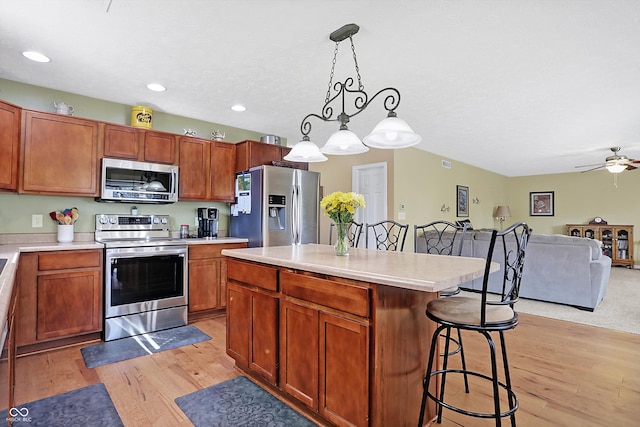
131,105,153,129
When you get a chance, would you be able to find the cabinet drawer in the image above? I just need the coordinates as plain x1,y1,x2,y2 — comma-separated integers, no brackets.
189,243,246,260
38,250,102,271
280,271,369,318
227,259,277,291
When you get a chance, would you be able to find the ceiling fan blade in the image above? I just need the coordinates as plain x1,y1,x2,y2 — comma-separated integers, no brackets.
575,163,604,168
578,165,605,173
626,164,637,171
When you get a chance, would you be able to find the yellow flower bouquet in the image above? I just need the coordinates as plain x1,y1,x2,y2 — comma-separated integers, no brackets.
320,191,366,255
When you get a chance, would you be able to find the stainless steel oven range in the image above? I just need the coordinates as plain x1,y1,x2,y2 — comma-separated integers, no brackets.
95,214,188,341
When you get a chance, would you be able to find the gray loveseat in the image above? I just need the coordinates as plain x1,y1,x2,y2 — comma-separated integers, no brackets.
417,230,612,310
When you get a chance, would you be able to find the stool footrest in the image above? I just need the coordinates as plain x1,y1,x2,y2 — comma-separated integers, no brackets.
425,369,519,419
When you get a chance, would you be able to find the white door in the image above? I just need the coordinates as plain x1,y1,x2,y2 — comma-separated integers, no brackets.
352,162,387,248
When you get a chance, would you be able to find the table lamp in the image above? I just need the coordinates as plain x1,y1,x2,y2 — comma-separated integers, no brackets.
495,205,512,229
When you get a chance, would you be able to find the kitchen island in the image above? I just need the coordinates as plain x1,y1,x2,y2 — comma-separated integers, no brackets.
222,244,497,427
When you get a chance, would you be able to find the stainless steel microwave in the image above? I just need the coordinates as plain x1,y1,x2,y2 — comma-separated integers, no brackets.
98,158,179,204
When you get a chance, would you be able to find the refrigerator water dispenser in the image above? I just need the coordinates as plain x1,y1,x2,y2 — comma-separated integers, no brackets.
268,195,286,230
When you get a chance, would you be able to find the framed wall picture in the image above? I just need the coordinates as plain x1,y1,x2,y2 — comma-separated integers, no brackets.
456,185,469,217
530,191,554,216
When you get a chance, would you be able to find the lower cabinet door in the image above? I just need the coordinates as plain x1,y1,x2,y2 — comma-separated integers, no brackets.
280,300,319,410
36,270,102,341
250,292,278,385
226,283,251,368
319,312,369,427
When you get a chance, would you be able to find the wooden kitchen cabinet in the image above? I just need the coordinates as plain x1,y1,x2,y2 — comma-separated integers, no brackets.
279,271,369,427
16,250,103,350
179,137,236,201
103,123,140,160
20,110,100,196
210,141,236,201
226,259,279,385
141,130,178,164
188,242,246,318
0,100,21,191
104,124,177,164
235,139,307,172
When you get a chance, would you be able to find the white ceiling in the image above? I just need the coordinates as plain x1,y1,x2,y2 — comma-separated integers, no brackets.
2,0,640,177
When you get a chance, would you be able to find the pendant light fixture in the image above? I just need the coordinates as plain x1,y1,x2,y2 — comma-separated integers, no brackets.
285,23,421,163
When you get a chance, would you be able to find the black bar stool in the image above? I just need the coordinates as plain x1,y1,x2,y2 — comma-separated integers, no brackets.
418,222,531,427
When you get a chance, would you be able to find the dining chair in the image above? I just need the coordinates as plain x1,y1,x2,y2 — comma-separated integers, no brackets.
414,220,470,392
365,220,409,251
418,222,531,427
328,221,363,248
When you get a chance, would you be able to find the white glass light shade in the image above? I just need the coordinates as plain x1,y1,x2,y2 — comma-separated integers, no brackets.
363,115,422,149
320,129,369,155
283,138,327,162
605,162,627,173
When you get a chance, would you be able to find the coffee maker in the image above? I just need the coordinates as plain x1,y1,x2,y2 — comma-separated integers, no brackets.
197,207,218,238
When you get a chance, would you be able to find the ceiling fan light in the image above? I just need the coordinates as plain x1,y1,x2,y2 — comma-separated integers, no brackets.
363,114,422,149
606,162,626,173
283,137,327,162
321,129,369,155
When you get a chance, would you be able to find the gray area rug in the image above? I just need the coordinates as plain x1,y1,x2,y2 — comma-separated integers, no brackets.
175,376,317,427
81,325,211,368
463,266,640,334
0,383,122,427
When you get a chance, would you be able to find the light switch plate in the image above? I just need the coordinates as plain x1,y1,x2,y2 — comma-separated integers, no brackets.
32,214,43,228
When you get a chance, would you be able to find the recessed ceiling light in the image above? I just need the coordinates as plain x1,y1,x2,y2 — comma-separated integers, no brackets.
231,104,246,112
22,51,50,63
147,83,166,92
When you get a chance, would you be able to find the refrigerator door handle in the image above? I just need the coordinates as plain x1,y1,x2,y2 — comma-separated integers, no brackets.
291,185,299,244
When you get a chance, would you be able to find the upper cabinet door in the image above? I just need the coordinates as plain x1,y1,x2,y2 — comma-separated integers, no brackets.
20,111,100,196
142,131,178,164
210,141,236,202
0,101,21,190
103,124,140,160
179,136,210,200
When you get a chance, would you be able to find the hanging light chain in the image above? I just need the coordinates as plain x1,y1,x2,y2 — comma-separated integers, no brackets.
325,41,340,104
350,36,364,91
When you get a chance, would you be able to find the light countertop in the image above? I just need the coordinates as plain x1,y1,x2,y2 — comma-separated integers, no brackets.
222,244,497,293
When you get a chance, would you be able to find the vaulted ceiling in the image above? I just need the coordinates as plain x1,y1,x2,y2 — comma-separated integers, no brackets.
2,0,640,176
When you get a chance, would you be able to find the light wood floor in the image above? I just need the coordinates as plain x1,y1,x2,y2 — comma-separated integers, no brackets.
4,313,640,427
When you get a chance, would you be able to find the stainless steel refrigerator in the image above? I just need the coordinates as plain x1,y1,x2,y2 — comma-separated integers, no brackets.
229,165,320,247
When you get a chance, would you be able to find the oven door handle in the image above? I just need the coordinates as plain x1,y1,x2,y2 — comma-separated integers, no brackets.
105,247,187,258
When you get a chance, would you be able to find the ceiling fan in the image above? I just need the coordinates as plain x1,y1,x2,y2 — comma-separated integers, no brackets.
575,147,640,173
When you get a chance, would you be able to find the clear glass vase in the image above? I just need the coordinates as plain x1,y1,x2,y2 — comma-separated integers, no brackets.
334,222,350,256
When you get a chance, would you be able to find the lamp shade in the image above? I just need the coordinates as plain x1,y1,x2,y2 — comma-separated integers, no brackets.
495,205,512,218
363,114,422,149
320,129,369,155
283,137,328,162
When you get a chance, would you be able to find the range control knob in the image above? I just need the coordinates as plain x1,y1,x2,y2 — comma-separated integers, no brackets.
109,216,117,224
153,217,160,224
98,216,109,225
160,217,168,224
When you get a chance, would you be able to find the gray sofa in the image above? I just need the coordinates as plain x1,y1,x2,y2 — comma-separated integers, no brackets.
417,231,612,310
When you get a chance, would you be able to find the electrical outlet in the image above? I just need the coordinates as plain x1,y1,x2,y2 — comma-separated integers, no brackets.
32,214,43,228
398,212,406,220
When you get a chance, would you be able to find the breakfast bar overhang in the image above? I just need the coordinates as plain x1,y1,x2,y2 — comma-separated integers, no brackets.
222,244,497,427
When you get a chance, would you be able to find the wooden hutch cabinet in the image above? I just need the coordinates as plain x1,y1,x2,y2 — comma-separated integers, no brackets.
566,224,634,267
